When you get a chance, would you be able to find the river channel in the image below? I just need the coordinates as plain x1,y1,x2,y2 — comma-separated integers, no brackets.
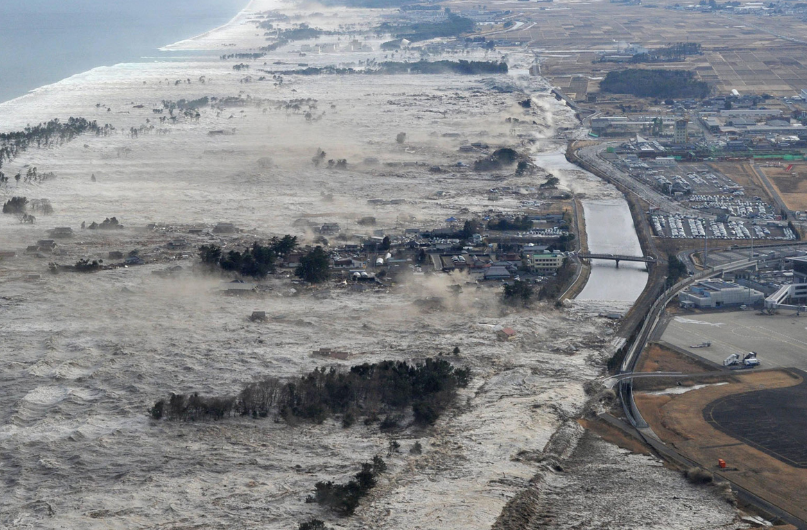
531,149,648,303
576,199,649,302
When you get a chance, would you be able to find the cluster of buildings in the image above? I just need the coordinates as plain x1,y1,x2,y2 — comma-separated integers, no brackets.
593,91,807,154
591,117,691,144
679,254,807,310
698,108,807,148
327,236,567,284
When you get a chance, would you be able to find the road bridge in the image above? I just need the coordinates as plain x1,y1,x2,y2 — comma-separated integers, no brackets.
577,252,656,268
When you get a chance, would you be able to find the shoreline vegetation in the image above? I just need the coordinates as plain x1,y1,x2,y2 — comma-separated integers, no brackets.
0,118,113,171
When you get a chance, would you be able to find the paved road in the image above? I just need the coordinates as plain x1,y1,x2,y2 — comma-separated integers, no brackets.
677,249,698,274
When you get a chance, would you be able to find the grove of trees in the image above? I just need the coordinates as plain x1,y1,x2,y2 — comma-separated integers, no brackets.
308,457,387,515
666,253,688,287
599,69,710,99
2,196,27,214
0,118,112,171
503,280,534,307
199,235,298,279
296,246,330,283
151,358,471,427
488,215,533,231
473,148,520,172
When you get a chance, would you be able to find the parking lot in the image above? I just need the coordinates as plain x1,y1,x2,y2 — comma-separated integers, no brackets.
616,155,798,241
661,309,807,372
650,213,796,240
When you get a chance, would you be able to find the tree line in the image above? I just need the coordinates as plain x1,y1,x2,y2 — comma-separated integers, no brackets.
0,118,113,171
378,14,475,42
488,215,533,231
266,60,508,77
199,240,332,283
377,60,508,75
150,358,471,427
221,52,266,60
630,42,702,63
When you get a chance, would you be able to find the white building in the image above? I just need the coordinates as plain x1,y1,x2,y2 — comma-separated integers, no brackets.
678,279,763,308
522,249,564,275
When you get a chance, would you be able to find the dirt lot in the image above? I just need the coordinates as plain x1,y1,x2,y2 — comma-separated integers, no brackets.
636,342,717,374
578,417,651,456
708,162,772,201
760,164,807,211
635,369,807,522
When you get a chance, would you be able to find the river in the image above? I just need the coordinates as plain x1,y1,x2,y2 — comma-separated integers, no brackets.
576,199,649,302
531,148,648,303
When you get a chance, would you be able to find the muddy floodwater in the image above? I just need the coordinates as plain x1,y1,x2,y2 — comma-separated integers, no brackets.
577,199,648,302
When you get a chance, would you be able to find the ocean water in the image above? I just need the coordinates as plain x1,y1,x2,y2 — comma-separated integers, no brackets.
0,0,248,104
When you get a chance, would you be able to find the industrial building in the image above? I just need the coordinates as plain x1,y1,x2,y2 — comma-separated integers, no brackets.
764,257,807,308
678,279,763,308
792,256,807,281
590,116,678,137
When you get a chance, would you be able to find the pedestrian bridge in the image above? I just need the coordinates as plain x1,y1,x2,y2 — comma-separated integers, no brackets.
577,253,656,268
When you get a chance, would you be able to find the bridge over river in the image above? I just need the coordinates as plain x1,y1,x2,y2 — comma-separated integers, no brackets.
577,252,656,268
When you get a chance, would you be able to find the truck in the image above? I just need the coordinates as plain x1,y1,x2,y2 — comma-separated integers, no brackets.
723,351,760,369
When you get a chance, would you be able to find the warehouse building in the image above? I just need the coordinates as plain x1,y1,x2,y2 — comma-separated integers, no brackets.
678,279,763,308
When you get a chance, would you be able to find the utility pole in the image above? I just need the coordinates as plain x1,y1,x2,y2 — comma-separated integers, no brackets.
750,223,754,261
703,229,708,270
748,223,754,302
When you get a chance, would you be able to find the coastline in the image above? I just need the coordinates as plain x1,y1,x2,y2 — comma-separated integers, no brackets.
0,0,253,108
160,0,259,51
